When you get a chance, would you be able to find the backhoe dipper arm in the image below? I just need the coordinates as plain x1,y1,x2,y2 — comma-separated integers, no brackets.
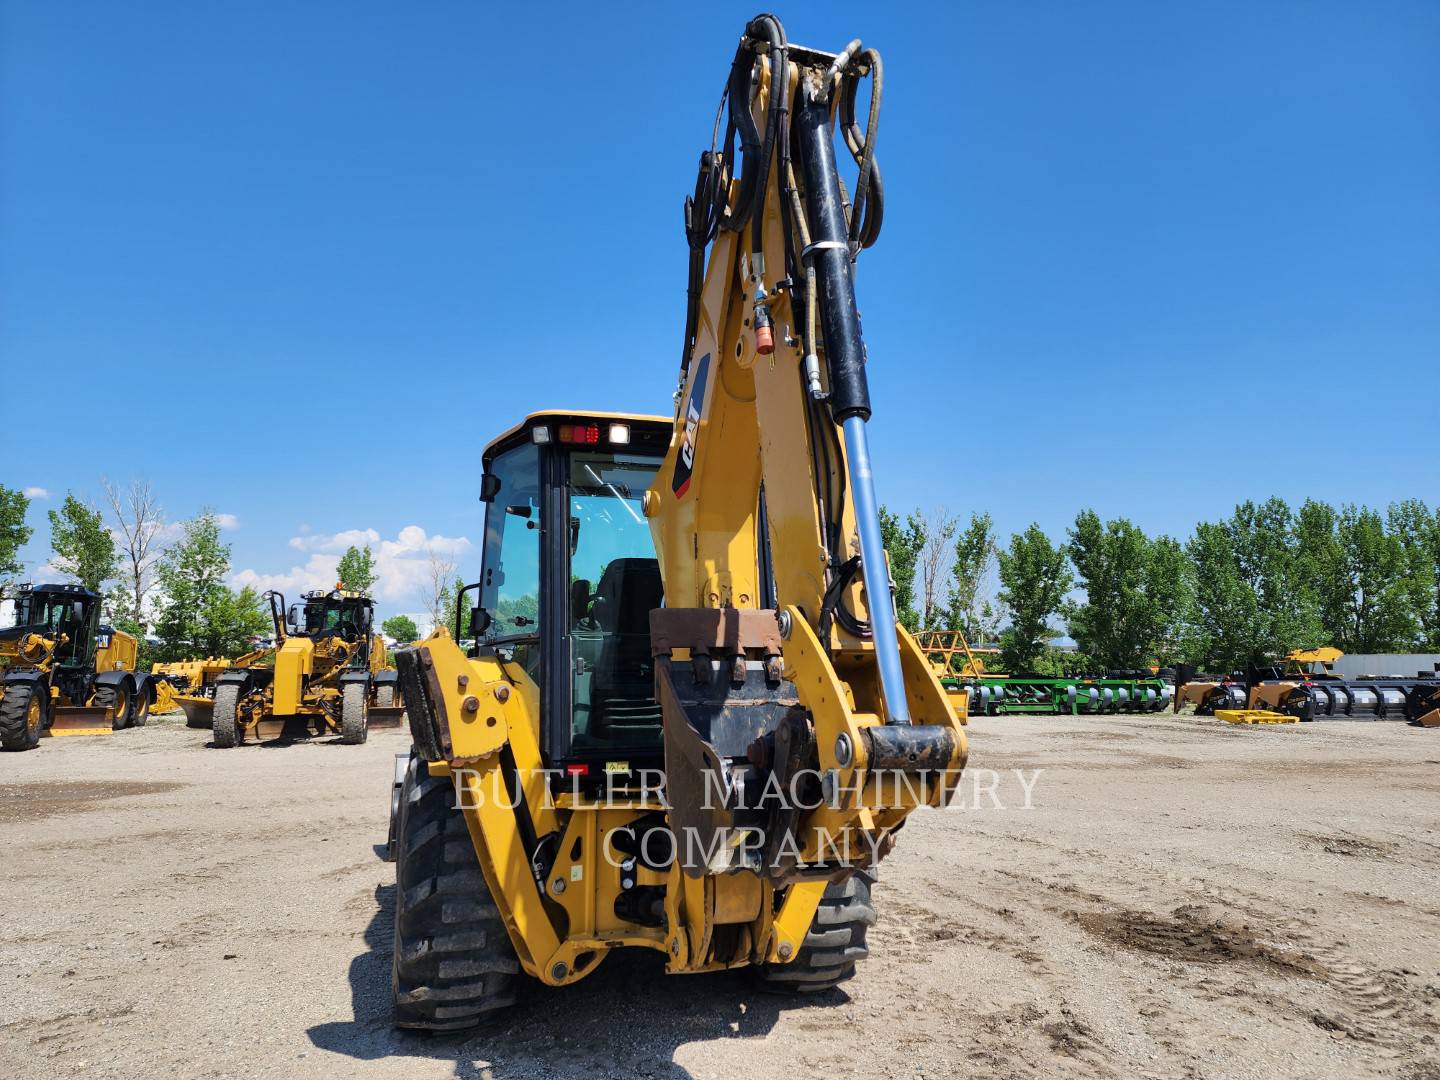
647,16,967,889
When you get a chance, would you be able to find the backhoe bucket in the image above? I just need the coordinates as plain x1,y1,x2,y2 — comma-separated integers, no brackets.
48,706,114,737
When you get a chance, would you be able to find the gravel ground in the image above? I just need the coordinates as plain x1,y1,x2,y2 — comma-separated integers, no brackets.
1,711,1439,1079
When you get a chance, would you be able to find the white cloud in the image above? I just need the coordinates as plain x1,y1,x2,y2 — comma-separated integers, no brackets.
24,487,49,499
288,527,380,553
232,525,472,607
215,513,240,530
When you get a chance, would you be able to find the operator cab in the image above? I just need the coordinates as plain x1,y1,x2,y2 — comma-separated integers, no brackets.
464,412,671,781
5,584,100,669
299,590,374,642
266,588,376,668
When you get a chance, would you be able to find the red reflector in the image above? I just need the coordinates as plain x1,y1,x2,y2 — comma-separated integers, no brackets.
558,424,600,445
565,764,590,777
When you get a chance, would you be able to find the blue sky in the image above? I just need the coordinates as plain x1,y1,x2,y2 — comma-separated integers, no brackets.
2,1,1436,624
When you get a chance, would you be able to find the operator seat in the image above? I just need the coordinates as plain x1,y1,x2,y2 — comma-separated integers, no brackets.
590,558,663,735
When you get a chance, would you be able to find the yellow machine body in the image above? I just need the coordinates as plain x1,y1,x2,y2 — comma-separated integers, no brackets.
212,589,401,746
272,636,314,715
1,584,154,749
392,21,966,1010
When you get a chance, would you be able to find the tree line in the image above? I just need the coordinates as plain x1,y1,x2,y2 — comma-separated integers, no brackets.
881,497,1440,675
0,482,420,668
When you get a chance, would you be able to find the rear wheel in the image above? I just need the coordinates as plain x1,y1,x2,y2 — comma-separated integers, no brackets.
93,685,131,730
392,756,520,1030
128,690,150,728
212,684,241,748
754,871,878,994
376,683,397,708
340,683,368,744
0,684,46,752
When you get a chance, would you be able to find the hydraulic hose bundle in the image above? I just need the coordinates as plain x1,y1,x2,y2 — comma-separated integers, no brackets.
679,16,908,723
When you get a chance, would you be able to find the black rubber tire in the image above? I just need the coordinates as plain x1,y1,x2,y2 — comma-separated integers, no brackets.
0,683,46,752
340,682,368,744
128,690,150,728
376,684,397,709
753,871,878,994
213,684,241,748
392,756,520,1030
93,685,131,731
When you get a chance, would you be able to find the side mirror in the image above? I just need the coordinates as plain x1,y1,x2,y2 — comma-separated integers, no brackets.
72,601,85,621
288,604,301,630
468,607,491,637
480,473,502,502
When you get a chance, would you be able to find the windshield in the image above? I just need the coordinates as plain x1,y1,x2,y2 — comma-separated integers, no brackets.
568,450,663,753
302,597,370,637
13,592,92,665
479,443,542,643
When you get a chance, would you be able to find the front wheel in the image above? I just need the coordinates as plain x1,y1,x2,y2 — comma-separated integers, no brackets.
753,871,878,994
212,684,241,748
340,682,368,744
0,684,47,752
93,685,131,731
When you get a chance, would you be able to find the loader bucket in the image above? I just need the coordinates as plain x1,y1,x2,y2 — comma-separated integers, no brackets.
47,706,114,737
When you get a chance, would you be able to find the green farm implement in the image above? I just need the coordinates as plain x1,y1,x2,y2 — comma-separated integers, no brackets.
918,630,1171,716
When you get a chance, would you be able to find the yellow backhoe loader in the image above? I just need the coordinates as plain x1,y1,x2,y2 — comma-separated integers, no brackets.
210,588,403,747
0,583,157,750
386,16,966,1029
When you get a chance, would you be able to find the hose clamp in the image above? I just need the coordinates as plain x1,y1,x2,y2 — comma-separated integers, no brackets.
801,240,848,262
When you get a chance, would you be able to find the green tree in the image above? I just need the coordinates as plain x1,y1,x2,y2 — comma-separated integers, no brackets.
1188,522,1262,670
996,524,1072,672
48,493,116,591
382,614,420,643
946,512,995,640
1147,534,1202,664
1296,500,1416,651
1064,512,1198,669
208,586,272,656
1065,512,1151,669
336,544,378,594
152,512,267,660
1389,499,1440,648
0,485,33,601
436,575,471,638
1224,497,1323,656
878,506,925,631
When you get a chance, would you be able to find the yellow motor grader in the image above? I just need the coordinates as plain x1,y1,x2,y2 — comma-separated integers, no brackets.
0,583,157,751
152,648,277,728
210,588,403,747
387,16,966,1030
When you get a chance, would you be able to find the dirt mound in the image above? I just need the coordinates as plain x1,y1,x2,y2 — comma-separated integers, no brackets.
1074,904,1324,976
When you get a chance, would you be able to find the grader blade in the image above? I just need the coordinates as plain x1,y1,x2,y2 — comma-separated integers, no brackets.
368,706,406,730
48,706,113,736
177,697,214,728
